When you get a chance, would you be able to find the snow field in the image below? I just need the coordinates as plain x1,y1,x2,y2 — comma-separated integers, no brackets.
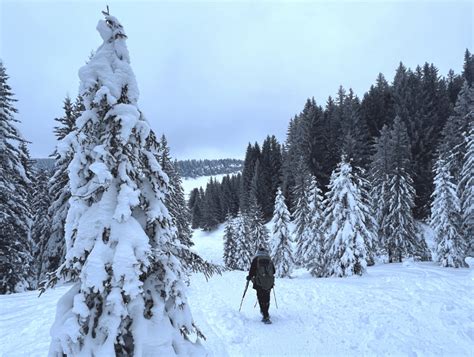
189,252,474,356
1,224,473,356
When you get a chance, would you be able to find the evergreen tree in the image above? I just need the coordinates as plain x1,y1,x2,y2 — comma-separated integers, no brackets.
240,143,261,212
370,125,392,255
356,167,378,266
202,178,222,231
459,122,474,255
463,49,474,87
223,215,238,270
46,13,214,355
340,89,370,169
322,157,372,277
384,117,430,262
233,210,253,270
300,177,326,276
321,95,343,188
446,69,463,107
53,96,76,139
188,188,203,229
40,95,83,284
271,187,293,278
0,61,34,294
159,135,193,247
247,163,270,252
293,174,312,266
431,158,467,268
360,73,395,138
31,169,53,284
281,117,300,211
439,80,474,180
259,135,282,220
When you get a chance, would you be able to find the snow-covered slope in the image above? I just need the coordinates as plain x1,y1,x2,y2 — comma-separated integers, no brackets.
182,174,230,198
1,225,473,356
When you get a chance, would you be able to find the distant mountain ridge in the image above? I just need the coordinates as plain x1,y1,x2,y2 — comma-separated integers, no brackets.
33,157,243,178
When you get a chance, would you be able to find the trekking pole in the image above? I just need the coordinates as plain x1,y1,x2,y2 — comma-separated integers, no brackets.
239,280,250,312
254,300,258,308
273,287,278,309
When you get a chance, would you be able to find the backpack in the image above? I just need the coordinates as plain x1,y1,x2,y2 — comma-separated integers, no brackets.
255,255,275,290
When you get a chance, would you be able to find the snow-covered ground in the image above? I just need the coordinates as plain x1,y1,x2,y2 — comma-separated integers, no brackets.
1,225,473,356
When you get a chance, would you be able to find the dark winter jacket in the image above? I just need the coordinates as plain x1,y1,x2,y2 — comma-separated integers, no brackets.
247,251,275,290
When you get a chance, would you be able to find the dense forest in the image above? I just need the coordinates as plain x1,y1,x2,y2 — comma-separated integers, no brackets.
191,51,473,272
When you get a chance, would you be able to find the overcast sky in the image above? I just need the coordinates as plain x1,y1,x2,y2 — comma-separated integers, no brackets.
1,1,472,159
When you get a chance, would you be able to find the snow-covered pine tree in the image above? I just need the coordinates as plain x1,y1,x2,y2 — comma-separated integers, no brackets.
223,214,238,270
459,122,473,255
293,174,312,266
247,163,270,252
301,177,326,276
322,156,373,277
0,61,35,294
439,78,474,181
159,135,193,247
233,210,253,270
18,141,36,282
431,158,467,267
370,124,392,256
38,96,82,285
385,117,430,262
46,12,214,355
31,169,53,284
354,166,378,266
271,187,294,278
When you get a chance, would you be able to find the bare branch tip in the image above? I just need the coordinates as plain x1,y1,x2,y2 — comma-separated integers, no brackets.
101,5,110,17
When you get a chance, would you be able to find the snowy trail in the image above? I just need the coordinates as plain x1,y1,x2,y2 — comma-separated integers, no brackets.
0,285,69,356
189,265,473,356
1,226,473,356
191,227,474,356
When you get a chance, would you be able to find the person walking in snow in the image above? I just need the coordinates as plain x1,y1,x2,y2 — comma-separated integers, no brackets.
246,245,275,324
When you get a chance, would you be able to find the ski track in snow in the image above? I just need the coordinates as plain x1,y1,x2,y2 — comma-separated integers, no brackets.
1,224,474,356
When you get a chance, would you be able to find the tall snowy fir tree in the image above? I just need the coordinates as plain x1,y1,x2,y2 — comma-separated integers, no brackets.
223,215,238,270
233,210,253,270
247,163,270,252
293,175,312,267
39,95,82,284
431,158,466,268
370,124,392,255
31,169,53,284
46,12,213,355
384,117,430,262
271,187,293,278
459,122,473,255
0,61,34,294
300,177,326,276
322,157,374,277
439,51,474,180
159,135,193,247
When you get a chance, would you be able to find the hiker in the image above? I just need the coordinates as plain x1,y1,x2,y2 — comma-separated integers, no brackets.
246,246,275,324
